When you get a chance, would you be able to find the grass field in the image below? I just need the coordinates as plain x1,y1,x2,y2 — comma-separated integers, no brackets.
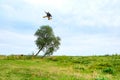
0,55,120,80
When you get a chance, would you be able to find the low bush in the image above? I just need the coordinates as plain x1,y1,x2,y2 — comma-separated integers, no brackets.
102,67,114,74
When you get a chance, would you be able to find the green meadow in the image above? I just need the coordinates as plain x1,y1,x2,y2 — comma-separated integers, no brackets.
0,55,120,80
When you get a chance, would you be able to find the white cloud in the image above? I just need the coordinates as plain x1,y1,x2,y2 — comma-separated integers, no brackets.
59,0,120,28
0,4,19,20
56,33,120,56
0,0,120,55
1,0,120,27
0,30,36,55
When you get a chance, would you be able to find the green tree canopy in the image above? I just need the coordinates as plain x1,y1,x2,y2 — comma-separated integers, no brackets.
34,25,61,57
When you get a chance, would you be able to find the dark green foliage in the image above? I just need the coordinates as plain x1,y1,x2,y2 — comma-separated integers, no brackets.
34,25,61,57
102,67,114,74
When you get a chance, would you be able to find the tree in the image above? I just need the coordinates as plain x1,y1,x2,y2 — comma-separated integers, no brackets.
34,25,61,57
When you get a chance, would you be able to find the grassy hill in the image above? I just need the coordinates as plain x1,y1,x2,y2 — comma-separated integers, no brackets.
0,55,120,80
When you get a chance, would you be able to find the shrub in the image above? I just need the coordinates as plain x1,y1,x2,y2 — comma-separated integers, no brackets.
102,67,114,74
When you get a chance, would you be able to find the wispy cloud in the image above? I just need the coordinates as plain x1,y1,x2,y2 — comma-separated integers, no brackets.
0,0,120,55
0,30,36,55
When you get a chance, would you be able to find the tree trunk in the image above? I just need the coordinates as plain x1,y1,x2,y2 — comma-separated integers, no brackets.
34,47,43,56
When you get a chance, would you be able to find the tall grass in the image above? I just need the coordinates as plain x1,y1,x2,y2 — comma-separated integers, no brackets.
0,55,120,80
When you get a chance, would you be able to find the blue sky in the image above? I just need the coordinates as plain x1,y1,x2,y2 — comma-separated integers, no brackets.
0,0,120,56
